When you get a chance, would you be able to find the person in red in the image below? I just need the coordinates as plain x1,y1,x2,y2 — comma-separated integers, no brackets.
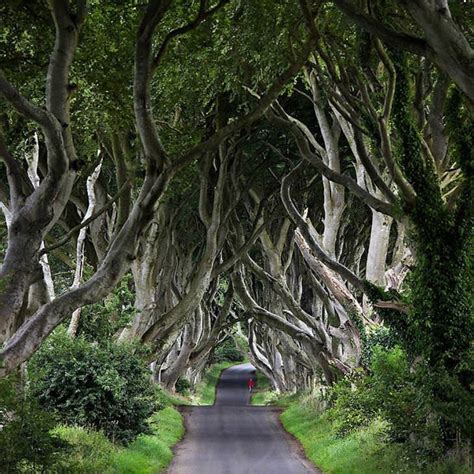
247,378,255,392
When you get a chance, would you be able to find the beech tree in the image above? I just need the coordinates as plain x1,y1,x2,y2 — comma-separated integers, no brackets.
0,1,471,448
0,0,314,375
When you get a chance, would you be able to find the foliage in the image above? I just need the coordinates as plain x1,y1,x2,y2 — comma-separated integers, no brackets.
0,374,67,473
152,0,307,152
51,407,184,474
109,407,184,474
282,405,404,474
51,425,116,474
210,337,245,363
360,325,398,368
77,273,136,342
328,347,440,453
29,329,156,444
281,395,472,474
174,377,191,395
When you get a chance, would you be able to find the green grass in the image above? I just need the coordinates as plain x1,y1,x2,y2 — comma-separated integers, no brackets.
155,385,191,407
280,400,471,474
251,370,275,406
109,406,184,473
52,425,116,473
281,405,401,473
54,405,184,473
192,361,236,405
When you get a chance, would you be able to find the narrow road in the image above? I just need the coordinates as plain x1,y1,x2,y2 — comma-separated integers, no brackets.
168,363,318,474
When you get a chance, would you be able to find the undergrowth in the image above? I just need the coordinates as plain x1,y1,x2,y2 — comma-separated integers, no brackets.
52,402,184,473
281,398,471,474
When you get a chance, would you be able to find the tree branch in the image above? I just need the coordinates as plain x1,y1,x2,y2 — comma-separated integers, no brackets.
40,181,131,255
331,0,429,57
152,0,231,71
271,114,396,216
281,164,369,294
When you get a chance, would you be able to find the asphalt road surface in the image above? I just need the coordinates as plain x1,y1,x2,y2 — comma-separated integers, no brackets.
168,363,318,474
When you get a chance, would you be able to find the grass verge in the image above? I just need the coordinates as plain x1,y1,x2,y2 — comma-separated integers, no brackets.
54,393,185,473
280,398,471,474
110,406,184,473
192,361,236,405
251,370,275,406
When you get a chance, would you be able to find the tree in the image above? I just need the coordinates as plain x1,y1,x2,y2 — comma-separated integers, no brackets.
0,0,314,376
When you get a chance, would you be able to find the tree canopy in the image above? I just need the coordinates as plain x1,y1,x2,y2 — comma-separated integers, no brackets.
0,0,472,459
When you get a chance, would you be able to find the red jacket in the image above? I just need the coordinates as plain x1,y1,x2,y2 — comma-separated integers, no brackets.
247,379,255,389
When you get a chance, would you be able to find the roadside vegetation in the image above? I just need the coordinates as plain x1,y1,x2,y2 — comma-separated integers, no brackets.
250,371,274,406
0,1,472,472
0,328,244,472
109,407,184,474
281,395,471,474
48,407,184,474
0,333,185,473
253,343,472,474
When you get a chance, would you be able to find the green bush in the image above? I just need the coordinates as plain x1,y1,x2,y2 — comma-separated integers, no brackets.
175,377,191,395
0,374,67,473
329,346,441,454
211,338,244,363
29,329,157,444
370,346,434,445
328,370,377,436
360,325,397,368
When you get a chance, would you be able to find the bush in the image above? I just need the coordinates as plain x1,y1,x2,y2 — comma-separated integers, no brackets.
175,377,191,395
360,325,397,368
370,346,433,444
328,370,378,436
211,338,244,363
29,329,157,444
329,346,441,454
0,374,67,473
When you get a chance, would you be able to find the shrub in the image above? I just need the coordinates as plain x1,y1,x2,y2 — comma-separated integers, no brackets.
29,329,157,444
329,346,441,454
328,371,378,436
175,377,191,395
370,346,432,444
360,325,397,368
211,338,244,363
0,374,67,473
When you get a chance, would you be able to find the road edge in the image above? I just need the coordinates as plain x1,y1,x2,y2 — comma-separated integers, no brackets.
273,407,323,474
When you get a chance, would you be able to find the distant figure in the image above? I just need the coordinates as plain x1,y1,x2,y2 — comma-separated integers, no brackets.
247,378,255,392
